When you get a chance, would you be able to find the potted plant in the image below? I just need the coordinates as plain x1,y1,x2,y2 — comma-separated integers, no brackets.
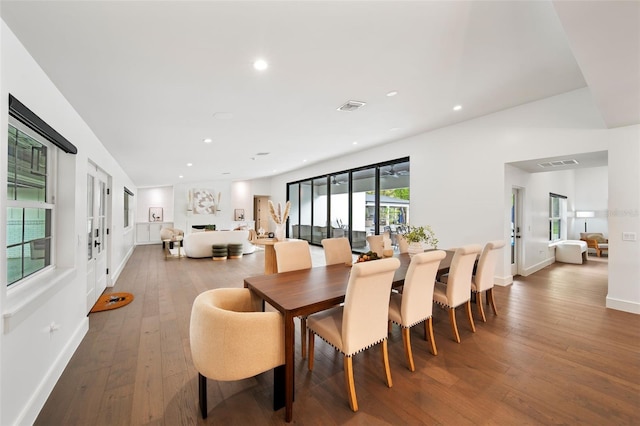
403,225,439,256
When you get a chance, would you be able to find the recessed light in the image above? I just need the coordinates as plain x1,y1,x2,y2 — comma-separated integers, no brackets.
179,175,183,179
253,59,268,71
386,91,398,97
203,138,213,143
187,163,193,167
453,105,462,111
353,141,358,145
302,159,307,163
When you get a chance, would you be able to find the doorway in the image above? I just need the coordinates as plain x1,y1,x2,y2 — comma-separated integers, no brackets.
86,162,111,313
254,196,271,234
511,187,523,276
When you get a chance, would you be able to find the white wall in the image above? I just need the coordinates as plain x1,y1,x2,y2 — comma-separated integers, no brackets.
0,21,137,424
252,88,639,314
136,186,174,223
573,166,609,237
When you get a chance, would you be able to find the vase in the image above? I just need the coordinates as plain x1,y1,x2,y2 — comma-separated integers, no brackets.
407,242,423,257
275,223,286,241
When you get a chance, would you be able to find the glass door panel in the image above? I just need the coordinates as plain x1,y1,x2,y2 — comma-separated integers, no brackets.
288,183,300,238
299,181,312,242
329,172,349,239
312,177,328,244
351,167,376,253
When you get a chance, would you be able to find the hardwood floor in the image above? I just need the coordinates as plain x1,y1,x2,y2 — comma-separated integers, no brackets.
36,246,639,425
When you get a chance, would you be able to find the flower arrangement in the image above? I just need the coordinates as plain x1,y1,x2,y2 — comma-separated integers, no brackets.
268,200,291,225
403,225,438,248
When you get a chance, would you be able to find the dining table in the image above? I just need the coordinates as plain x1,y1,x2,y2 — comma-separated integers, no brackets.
243,250,454,422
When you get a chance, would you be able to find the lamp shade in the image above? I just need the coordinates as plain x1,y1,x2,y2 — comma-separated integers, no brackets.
576,211,595,218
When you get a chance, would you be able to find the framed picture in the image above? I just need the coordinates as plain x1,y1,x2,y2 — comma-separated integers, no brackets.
234,209,245,221
149,207,163,222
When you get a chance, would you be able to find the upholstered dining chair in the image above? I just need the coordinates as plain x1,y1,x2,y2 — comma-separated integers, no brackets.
433,244,482,343
189,288,285,419
366,234,385,257
388,250,446,371
321,237,353,265
307,257,401,412
274,240,313,357
472,240,505,322
396,233,409,254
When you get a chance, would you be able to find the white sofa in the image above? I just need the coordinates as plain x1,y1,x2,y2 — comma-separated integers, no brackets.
183,230,256,258
555,240,588,264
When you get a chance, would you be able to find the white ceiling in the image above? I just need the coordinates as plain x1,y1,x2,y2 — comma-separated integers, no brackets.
1,1,638,187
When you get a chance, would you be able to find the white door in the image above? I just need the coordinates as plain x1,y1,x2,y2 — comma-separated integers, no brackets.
86,164,110,313
511,187,523,276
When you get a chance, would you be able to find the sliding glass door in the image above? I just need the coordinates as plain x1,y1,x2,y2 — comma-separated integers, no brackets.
286,157,409,253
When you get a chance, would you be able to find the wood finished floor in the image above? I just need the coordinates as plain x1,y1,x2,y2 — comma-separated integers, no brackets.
36,246,640,425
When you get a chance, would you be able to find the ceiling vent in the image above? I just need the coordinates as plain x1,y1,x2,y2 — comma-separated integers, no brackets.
538,159,579,168
337,100,366,112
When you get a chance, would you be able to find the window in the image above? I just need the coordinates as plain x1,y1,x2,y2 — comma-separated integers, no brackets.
287,158,409,253
124,187,133,228
549,193,567,242
7,118,56,285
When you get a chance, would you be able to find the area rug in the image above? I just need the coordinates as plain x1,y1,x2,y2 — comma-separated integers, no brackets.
90,292,134,313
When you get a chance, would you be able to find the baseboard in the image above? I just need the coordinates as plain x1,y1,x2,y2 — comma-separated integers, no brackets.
606,296,640,314
16,317,89,425
521,257,555,277
110,245,135,287
495,275,513,286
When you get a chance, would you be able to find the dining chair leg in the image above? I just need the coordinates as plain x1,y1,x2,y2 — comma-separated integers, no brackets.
425,317,437,355
401,327,415,372
488,288,499,316
475,291,487,322
465,300,476,333
381,339,393,387
300,317,307,358
308,330,315,371
344,355,358,412
448,307,461,343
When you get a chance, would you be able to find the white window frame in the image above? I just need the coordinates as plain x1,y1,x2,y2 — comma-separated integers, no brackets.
549,193,567,242
6,116,57,287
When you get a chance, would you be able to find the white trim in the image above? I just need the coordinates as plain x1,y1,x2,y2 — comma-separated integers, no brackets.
13,317,89,425
606,296,640,315
110,244,135,287
3,267,76,333
521,257,555,277
495,275,513,286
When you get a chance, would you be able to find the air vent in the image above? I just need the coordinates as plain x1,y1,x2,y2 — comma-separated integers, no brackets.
256,152,270,156
337,100,366,112
538,159,579,168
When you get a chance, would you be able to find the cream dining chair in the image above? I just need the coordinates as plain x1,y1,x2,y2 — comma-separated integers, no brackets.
321,237,353,265
307,257,401,412
366,234,385,257
189,288,285,419
274,240,313,357
388,250,446,371
396,233,409,254
472,240,505,322
433,244,482,343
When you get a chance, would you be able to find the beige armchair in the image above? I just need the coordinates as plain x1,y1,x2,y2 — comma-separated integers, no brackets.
388,250,446,371
472,240,505,322
580,233,608,257
433,244,483,343
160,227,184,248
189,288,285,419
307,257,401,412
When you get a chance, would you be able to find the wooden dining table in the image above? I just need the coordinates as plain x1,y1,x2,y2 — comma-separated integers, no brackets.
243,250,454,422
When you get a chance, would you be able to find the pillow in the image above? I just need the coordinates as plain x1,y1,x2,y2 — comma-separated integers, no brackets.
586,233,606,243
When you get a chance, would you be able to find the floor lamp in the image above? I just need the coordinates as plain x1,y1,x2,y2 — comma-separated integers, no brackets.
576,211,595,232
